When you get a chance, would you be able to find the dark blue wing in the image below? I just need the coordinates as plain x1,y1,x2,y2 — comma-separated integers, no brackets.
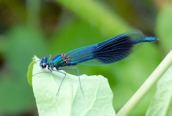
66,31,157,66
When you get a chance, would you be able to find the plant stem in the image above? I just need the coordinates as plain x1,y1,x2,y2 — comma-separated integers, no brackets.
117,50,172,116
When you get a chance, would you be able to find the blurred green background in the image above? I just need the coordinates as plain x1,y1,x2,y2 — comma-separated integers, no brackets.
0,0,172,116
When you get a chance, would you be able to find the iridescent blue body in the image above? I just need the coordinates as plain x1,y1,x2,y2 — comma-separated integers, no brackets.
40,31,158,71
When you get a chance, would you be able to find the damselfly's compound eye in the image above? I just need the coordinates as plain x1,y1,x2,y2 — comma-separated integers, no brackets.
40,57,47,69
41,63,47,68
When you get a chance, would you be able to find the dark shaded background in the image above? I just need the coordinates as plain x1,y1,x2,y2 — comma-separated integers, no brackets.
0,0,172,116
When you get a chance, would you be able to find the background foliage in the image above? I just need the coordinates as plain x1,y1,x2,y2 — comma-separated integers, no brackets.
0,0,171,116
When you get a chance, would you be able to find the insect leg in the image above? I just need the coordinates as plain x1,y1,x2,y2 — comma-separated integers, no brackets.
59,67,84,95
52,69,66,95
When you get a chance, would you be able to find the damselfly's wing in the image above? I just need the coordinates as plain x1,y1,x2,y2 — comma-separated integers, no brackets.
66,31,148,66
66,44,97,65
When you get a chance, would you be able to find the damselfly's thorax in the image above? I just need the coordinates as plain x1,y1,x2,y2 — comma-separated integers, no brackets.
40,54,71,70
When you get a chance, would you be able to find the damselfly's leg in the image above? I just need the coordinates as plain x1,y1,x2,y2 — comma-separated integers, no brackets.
59,66,84,94
32,71,52,76
51,69,67,95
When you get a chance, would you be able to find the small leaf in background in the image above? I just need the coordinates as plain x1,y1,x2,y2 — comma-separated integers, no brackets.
27,57,35,86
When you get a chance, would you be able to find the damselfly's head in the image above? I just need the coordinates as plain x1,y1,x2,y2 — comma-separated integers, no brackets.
40,57,48,69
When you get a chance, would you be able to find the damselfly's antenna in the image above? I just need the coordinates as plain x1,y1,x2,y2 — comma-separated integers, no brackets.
48,54,52,60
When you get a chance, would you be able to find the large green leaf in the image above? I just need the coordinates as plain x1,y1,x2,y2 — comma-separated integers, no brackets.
32,56,116,116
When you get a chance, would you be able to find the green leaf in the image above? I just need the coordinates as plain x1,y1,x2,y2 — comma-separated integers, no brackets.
146,65,172,116
27,57,35,86
32,56,116,116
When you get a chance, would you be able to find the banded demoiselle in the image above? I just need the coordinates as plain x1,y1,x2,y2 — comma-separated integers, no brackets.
39,31,158,93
